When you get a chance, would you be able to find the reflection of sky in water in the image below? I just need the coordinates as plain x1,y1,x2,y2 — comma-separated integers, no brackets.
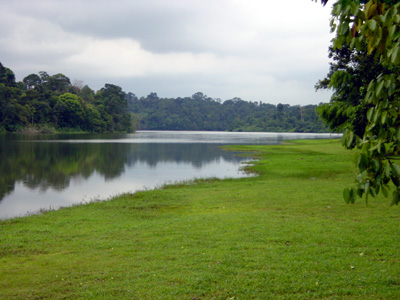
34,130,342,144
0,157,251,219
0,131,340,219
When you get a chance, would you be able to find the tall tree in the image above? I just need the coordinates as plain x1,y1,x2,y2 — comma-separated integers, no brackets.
23,74,42,90
320,0,400,204
54,93,85,128
96,84,132,132
46,73,71,93
0,63,26,131
315,45,387,137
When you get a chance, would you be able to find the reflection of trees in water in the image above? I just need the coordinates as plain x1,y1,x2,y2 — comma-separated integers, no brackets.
0,140,128,201
0,138,246,202
126,143,244,168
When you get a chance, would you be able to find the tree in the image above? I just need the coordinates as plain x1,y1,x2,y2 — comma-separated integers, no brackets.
97,84,126,115
0,63,16,86
54,93,85,128
85,104,103,132
79,85,95,103
0,63,25,131
96,84,132,132
38,71,49,84
316,45,386,137
23,74,42,90
46,73,71,93
321,0,400,204
0,63,136,133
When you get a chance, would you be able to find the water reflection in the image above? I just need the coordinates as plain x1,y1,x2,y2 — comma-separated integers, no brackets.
0,131,340,218
0,141,246,202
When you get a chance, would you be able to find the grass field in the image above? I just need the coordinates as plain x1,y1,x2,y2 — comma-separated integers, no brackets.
0,139,399,299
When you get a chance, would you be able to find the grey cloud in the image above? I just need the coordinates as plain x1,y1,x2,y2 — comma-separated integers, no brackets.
0,0,333,105
4,0,221,53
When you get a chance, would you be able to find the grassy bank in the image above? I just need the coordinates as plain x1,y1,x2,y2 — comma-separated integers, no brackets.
0,140,399,299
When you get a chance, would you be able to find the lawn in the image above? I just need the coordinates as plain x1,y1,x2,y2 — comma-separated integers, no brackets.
0,139,399,299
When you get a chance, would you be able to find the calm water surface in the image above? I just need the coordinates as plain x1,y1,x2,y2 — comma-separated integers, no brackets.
0,131,340,219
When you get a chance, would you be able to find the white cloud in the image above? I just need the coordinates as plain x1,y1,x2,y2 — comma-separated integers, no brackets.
66,38,226,77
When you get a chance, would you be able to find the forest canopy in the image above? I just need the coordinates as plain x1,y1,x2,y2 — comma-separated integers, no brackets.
0,63,134,133
127,92,329,132
0,63,329,133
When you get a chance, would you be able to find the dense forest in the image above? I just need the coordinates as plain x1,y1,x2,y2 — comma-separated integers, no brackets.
127,92,329,132
1,62,329,133
0,63,133,133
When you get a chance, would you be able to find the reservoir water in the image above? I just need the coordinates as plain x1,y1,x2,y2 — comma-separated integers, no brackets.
0,131,340,219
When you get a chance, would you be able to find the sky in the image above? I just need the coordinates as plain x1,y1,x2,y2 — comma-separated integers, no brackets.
0,0,334,105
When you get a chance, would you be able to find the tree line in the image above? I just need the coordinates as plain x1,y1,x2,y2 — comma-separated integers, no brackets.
1,63,329,134
0,63,133,133
127,92,329,132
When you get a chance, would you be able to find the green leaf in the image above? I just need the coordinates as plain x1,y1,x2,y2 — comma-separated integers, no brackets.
377,140,382,154
358,153,369,172
376,80,384,98
367,107,374,121
396,127,400,141
368,37,375,54
343,188,351,203
388,25,396,39
381,110,387,125
338,24,349,36
391,46,400,65
385,164,391,178
364,181,370,193
391,163,400,176
391,190,400,205
373,110,380,123
372,159,380,172
389,108,397,117
384,77,392,88
368,19,377,31
343,187,355,204
347,131,354,148
333,3,342,16
334,37,343,49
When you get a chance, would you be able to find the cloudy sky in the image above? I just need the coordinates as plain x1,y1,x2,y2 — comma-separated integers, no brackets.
0,0,334,105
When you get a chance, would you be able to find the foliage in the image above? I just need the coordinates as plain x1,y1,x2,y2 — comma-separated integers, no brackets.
128,93,329,133
1,63,328,134
321,0,400,204
96,84,132,132
0,64,134,133
315,45,386,137
55,93,85,128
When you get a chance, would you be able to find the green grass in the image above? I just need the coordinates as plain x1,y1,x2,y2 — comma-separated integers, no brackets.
1,139,399,299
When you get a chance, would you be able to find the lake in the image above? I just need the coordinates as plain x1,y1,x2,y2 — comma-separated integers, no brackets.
0,131,340,219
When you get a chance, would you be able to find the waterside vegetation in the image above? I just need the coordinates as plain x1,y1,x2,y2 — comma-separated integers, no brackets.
0,63,134,134
1,62,329,134
1,139,399,299
128,92,329,133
